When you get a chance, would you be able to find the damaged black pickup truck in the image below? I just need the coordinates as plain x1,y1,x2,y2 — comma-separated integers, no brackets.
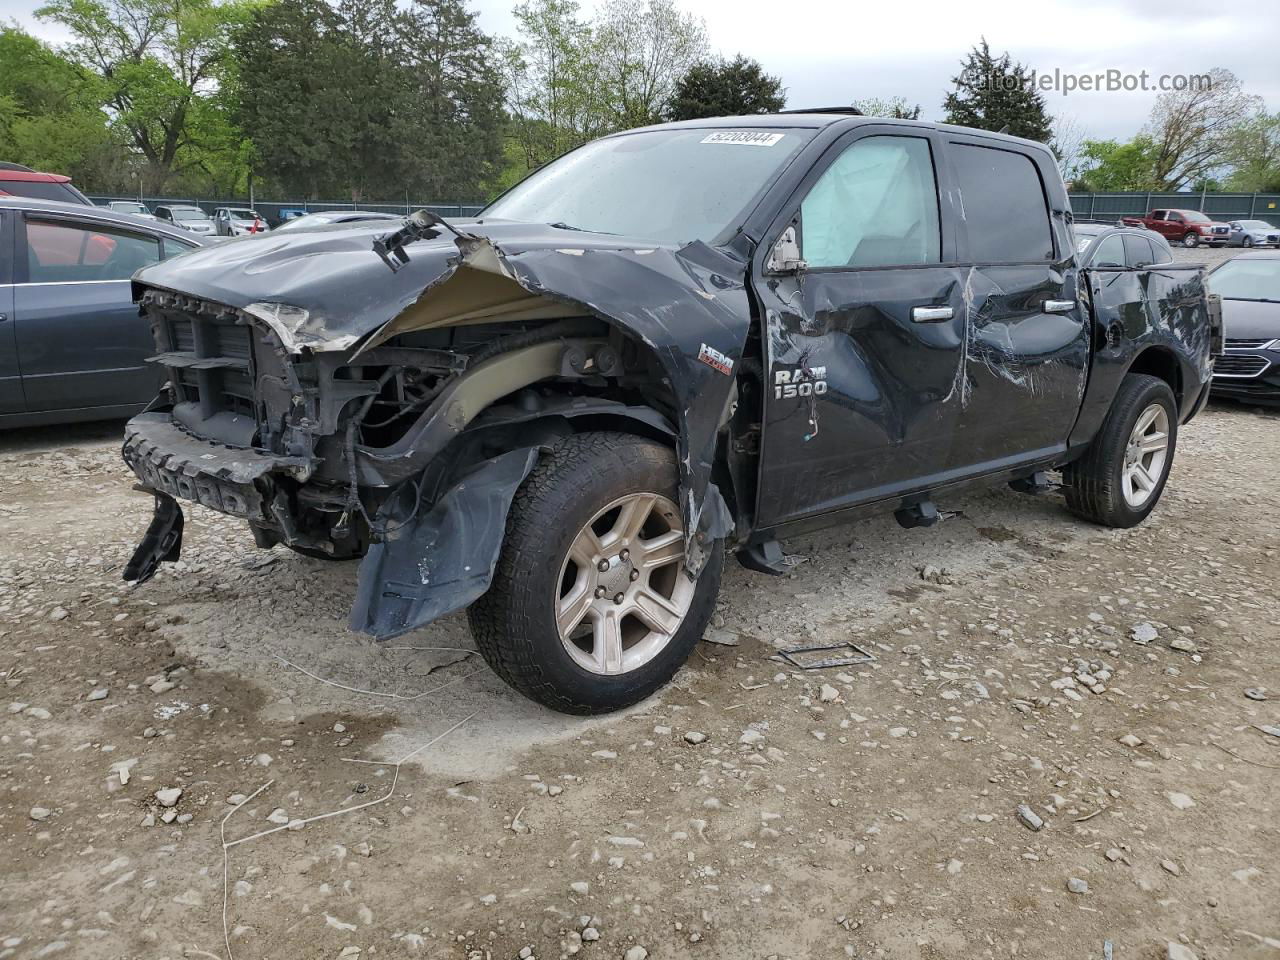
121,113,1220,714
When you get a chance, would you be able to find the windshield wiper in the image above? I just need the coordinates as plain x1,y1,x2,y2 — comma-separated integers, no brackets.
549,221,587,232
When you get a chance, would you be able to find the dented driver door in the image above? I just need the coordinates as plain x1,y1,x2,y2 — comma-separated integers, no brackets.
752,126,970,526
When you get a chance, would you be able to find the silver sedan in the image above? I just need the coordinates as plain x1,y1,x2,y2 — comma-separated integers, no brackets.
1227,219,1280,248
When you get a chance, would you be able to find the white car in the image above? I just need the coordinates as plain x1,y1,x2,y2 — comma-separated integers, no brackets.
214,207,269,236
1227,220,1280,248
154,204,217,236
105,200,156,220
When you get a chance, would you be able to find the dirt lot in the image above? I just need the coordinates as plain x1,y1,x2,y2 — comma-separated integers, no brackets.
3,247,1279,960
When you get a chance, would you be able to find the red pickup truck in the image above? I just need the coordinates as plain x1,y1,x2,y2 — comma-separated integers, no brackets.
1120,208,1230,248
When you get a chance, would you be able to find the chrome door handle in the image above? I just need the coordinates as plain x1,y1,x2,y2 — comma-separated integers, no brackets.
910,305,954,322
1044,299,1077,313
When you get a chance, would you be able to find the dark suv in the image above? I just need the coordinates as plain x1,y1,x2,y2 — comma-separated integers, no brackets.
120,113,1218,714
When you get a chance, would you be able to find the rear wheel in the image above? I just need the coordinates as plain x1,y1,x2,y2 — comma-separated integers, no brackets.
1064,374,1178,528
469,432,723,714
1182,231,1200,248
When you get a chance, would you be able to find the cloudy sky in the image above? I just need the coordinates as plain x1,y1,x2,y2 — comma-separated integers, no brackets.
9,0,1279,142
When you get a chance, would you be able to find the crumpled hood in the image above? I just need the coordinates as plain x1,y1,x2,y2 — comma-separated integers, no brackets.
133,219,733,353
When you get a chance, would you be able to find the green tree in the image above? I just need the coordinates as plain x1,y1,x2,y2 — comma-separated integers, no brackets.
1225,111,1280,192
666,55,785,121
851,96,920,120
942,39,1052,142
593,0,706,129
1070,137,1159,192
403,0,507,200
1143,68,1263,190
0,27,122,188
37,0,258,191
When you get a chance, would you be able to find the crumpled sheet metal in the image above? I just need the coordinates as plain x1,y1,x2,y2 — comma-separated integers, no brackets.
133,220,751,571
349,448,539,640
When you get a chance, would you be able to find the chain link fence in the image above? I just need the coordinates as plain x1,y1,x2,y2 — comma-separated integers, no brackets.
1069,191,1280,227
87,196,486,226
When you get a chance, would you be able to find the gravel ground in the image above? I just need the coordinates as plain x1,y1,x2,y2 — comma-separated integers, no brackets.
3,251,1278,960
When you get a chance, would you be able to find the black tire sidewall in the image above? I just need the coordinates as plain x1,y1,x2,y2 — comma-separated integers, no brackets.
1183,232,1199,248
477,434,723,713
1103,378,1178,526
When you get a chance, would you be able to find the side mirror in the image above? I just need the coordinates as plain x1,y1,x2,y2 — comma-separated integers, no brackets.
766,225,807,274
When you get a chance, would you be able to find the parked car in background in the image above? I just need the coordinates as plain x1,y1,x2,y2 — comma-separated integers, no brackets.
1226,219,1280,248
213,206,268,236
1208,250,1280,405
105,200,156,219
0,165,91,205
1121,208,1230,247
120,113,1218,714
1073,221,1176,267
0,196,207,428
272,209,401,232
154,204,216,236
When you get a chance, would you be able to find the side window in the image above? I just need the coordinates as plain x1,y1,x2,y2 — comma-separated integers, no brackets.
799,135,941,269
162,237,197,259
25,219,161,283
1167,212,1183,223
1091,235,1126,268
1150,236,1174,264
1151,211,1166,221
1122,234,1155,268
951,143,1054,262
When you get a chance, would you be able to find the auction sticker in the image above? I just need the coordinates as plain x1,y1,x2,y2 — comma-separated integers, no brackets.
700,131,784,147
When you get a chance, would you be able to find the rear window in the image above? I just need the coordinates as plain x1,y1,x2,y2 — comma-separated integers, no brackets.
1122,234,1156,268
951,144,1054,262
1,178,90,204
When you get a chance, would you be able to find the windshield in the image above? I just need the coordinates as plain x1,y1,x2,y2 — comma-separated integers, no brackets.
1181,211,1210,223
1209,258,1280,302
227,209,259,219
484,127,813,245
173,208,210,221
1238,220,1271,230
276,213,334,231
110,202,147,214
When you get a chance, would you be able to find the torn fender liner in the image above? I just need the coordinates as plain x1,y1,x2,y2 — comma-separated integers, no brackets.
349,448,539,640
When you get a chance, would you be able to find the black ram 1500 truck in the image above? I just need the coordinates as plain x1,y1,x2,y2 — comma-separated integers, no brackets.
120,112,1220,714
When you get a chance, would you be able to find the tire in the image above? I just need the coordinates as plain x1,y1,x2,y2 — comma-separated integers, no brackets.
1063,374,1178,528
1182,232,1199,248
1243,236,1254,248
469,431,724,715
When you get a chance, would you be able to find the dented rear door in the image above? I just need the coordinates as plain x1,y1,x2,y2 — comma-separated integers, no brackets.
942,138,1089,470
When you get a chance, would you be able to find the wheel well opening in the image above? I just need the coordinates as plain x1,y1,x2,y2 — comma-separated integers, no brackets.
1127,348,1183,410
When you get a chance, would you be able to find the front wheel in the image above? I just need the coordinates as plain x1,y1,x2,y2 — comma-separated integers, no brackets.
1243,236,1254,248
1063,374,1178,528
469,432,723,715
1182,232,1200,248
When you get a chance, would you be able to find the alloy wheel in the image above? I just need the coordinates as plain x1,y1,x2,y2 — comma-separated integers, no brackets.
555,492,694,676
1121,403,1170,508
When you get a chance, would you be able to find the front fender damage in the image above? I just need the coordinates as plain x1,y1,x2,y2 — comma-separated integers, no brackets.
359,229,749,578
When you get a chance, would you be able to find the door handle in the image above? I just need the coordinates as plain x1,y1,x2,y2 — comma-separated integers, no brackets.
910,305,954,322
1044,299,1077,313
